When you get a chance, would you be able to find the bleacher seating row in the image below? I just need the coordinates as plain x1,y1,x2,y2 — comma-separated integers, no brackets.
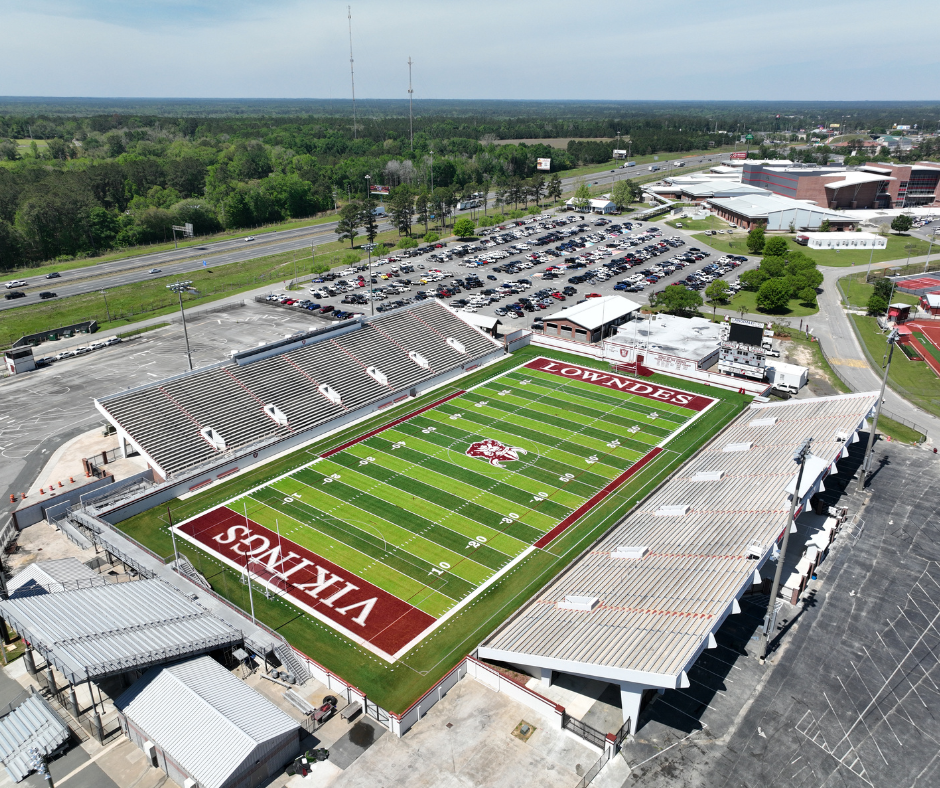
98,301,501,478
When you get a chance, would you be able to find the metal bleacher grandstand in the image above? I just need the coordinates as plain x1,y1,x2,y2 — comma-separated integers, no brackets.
96,301,501,479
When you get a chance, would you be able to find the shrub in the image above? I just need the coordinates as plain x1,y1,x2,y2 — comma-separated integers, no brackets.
423,231,440,243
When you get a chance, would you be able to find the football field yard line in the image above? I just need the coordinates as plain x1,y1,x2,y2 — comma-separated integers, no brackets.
341,442,563,531
419,409,628,477
349,440,573,521
265,478,503,578
503,371,691,423
388,421,612,500
369,429,589,510
244,490,478,590
282,465,528,558
481,376,687,429
468,388,671,446
286,468,516,572
237,496,461,615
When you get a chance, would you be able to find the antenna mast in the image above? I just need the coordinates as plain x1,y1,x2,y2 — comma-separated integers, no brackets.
408,57,414,151
348,5,357,140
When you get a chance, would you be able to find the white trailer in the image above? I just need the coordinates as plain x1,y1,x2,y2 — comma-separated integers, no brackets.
766,361,808,394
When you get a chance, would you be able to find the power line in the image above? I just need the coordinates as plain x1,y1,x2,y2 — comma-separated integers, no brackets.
348,5,357,140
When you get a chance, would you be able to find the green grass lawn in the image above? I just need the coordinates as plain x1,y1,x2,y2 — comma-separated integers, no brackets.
0,229,403,348
115,345,747,712
851,315,940,418
838,272,921,309
665,215,727,231
691,233,935,270
779,234,934,268
729,288,819,317
784,333,924,444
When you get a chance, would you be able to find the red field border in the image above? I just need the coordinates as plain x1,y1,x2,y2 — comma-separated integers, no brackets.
321,390,466,458
534,447,663,549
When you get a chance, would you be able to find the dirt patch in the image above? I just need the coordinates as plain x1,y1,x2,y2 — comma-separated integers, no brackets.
779,339,840,397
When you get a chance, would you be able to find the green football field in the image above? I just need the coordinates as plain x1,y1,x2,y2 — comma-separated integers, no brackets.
176,357,716,660
118,346,747,711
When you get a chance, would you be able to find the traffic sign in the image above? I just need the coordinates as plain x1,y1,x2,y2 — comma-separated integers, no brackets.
203,260,207,266
745,134,754,141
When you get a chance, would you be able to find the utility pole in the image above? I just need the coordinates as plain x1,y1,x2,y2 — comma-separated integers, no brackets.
166,281,194,370
758,437,813,662
348,5,357,140
408,57,414,151
857,329,898,492
100,290,112,323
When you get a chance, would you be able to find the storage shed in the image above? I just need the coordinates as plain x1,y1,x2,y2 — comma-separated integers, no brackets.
115,655,299,788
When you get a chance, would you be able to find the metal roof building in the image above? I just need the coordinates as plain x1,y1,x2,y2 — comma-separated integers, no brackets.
553,296,642,332
0,579,241,685
7,558,100,598
0,691,70,783
115,655,299,788
479,392,878,732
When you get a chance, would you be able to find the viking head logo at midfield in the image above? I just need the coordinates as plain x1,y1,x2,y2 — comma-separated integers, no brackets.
465,439,528,468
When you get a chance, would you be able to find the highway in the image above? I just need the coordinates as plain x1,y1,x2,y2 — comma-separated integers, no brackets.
0,153,724,313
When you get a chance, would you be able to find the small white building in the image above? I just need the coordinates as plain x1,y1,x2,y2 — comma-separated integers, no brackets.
116,656,299,788
605,314,722,370
565,197,618,214
795,232,887,250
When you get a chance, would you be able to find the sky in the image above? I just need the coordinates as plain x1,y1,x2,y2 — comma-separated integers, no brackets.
1,0,938,101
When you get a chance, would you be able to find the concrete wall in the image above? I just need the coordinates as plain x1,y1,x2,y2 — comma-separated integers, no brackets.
12,475,115,530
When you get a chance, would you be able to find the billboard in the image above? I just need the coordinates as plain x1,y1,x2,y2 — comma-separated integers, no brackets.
536,158,551,171
369,184,390,196
730,152,747,160
613,149,627,159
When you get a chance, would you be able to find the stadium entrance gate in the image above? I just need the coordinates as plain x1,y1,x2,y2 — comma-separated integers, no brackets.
562,711,608,749
365,698,390,726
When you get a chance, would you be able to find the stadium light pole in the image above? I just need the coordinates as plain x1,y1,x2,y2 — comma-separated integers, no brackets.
166,281,194,370
924,229,937,273
857,328,898,492
758,436,813,663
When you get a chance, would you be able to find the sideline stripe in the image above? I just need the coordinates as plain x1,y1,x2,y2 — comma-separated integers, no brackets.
321,390,465,458
533,446,664,549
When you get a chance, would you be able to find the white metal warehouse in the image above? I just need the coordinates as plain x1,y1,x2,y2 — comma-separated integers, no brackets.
116,655,299,788
479,391,878,732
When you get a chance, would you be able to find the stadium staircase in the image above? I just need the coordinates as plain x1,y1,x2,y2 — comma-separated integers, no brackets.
169,553,212,590
275,643,311,685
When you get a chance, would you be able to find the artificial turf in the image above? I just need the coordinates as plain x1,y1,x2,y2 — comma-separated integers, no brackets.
115,345,748,712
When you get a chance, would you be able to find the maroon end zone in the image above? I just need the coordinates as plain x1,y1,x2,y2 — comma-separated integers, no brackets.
525,358,715,412
177,508,435,657
534,447,663,549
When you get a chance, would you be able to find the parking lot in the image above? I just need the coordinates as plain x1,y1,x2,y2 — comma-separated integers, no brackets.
257,209,757,332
